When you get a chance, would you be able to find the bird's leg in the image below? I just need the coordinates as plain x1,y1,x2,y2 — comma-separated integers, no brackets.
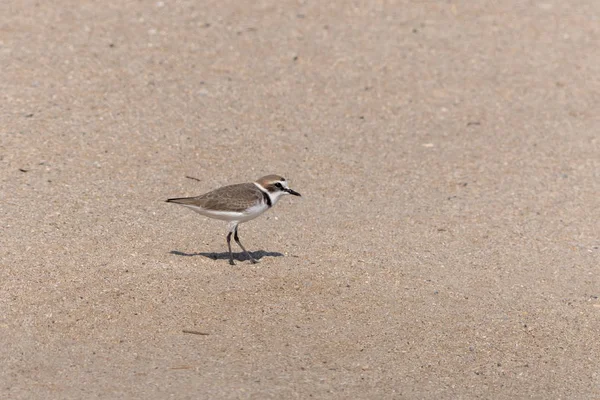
226,231,234,265
234,226,257,264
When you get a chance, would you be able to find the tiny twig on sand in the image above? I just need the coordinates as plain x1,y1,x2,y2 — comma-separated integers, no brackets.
185,175,202,182
182,329,210,336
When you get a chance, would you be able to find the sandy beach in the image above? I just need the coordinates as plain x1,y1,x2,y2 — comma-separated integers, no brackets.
2,1,599,398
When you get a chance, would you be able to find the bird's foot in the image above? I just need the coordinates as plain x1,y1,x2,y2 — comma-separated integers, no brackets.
244,252,258,264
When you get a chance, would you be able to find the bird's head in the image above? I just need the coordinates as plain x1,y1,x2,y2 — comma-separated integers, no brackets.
256,175,301,203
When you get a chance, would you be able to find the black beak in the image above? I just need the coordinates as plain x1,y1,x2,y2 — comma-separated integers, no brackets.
285,188,301,197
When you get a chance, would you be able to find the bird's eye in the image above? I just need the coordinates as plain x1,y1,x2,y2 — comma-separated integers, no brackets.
274,182,283,189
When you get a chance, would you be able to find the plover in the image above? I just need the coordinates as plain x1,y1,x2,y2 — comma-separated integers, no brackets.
166,175,301,265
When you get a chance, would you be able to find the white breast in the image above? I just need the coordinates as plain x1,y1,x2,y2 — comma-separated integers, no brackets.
238,202,270,222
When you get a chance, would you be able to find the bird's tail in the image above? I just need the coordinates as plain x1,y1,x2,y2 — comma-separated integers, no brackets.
166,197,196,205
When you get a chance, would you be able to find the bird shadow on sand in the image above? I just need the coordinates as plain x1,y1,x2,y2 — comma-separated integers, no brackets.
170,250,284,262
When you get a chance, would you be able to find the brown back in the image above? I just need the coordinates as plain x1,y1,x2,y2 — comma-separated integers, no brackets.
168,183,265,212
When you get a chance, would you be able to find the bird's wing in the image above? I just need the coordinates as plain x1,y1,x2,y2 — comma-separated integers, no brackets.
169,183,264,212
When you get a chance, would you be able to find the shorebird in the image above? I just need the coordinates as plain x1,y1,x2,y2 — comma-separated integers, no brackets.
166,175,301,265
